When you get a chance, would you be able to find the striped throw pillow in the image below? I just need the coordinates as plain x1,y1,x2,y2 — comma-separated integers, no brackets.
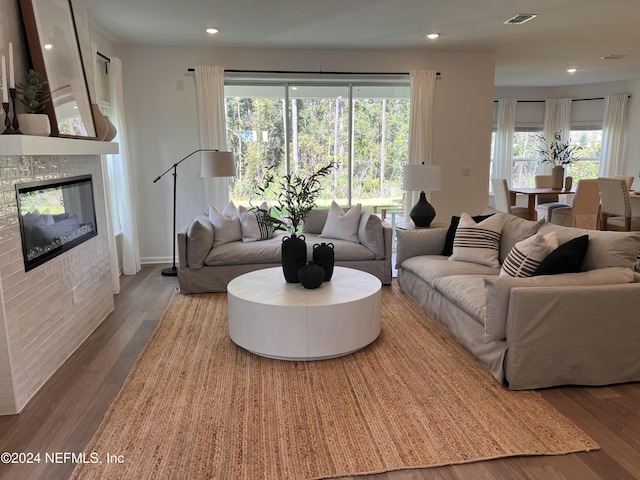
500,231,558,277
449,212,503,268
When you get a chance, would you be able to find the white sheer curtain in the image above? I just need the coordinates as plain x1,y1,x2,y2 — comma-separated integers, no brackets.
407,69,437,209
599,94,629,177
541,98,572,174
494,99,517,187
109,57,141,275
195,65,230,209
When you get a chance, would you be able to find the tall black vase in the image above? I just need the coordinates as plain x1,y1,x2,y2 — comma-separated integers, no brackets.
313,242,334,281
281,234,307,283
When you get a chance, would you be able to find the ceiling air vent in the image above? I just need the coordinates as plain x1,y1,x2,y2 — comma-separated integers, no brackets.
504,14,537,25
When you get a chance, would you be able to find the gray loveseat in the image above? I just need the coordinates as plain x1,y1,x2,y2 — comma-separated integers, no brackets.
396,212,640,390
177,206,392,293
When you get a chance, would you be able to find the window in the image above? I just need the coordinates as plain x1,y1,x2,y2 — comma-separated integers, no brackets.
567,127,602,182
490,125,602,189
225,79,410,210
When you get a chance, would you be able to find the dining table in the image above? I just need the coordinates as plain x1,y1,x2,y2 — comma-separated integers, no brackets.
509,187,577,221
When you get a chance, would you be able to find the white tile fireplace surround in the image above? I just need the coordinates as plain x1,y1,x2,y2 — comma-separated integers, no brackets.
0,139,117,415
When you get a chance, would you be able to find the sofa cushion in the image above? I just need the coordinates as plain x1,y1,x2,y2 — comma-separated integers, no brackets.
449,212,503,268
534,235,589,275
500,231,558,278
358,210,385,259
483,267,636,342
537,223,640,271
402,255,499,288
320,201,362,242
441,214,494,256
203,233,375,266
432,275,487,326
302,208,329,234
209,201,242,247
186,214,214,269
238,203,275,242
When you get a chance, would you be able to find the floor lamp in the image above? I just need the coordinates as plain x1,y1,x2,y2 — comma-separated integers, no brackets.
403,163,443,227
153,149,235,277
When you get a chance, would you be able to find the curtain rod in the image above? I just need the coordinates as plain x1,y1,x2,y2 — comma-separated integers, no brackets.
494,95,631,103
97,51,111,74
187,68,440,76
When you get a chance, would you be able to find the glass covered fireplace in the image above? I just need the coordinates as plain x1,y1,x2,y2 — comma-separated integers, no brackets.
16,174,98,271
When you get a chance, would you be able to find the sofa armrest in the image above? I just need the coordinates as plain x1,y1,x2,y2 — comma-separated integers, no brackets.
504,282,640,389
177,224,189,270
395,228,448,268
382,225,392,260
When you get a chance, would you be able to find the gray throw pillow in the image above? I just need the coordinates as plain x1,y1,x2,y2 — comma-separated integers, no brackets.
208,201,242,247
186,214,214,269
358,210,385,259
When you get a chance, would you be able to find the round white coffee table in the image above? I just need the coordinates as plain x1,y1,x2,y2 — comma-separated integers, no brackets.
227,266,382,360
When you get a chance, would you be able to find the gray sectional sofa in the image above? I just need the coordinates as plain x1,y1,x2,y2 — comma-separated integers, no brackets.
396,211,640,390
177,206,392,293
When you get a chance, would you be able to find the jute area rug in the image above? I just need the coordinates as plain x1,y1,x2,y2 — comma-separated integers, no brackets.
71,283,598,480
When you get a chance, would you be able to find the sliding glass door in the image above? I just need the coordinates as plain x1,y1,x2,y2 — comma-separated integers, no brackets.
225,79,409,211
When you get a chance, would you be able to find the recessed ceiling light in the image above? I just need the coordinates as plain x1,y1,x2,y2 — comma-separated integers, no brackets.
44,43,53,50
601,54,626,60
567,68,577,73
206,28,219,35
425,33,440,40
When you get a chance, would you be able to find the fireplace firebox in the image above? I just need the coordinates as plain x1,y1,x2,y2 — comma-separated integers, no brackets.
16,175,98,271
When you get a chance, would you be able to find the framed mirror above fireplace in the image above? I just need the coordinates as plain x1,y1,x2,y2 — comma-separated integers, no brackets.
19,0,97,138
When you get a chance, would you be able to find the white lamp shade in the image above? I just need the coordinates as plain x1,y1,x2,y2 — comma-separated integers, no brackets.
200,151,235,177
403,164,442,192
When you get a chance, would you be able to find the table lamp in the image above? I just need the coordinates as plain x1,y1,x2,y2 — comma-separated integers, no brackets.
153,149,235,276
403,163,443,227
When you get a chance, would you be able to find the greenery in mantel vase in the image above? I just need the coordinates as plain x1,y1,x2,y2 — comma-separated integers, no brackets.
254,162,335,235
15,70,50,113
536,130,583,166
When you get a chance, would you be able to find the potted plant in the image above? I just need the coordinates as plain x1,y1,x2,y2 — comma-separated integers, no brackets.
254,162,335,282
15,69,51,136
536,130,583,189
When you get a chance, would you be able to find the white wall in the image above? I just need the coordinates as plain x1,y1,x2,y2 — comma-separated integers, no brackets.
110,45,496,263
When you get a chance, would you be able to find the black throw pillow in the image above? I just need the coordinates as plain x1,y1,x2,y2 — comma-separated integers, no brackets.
441,214,495,256
533,235,589,275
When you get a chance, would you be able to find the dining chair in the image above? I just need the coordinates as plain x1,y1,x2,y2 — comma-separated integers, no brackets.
491,178,529,219
614,175,634,191
596,177,640,231
550,179,600,229
535,174,570,221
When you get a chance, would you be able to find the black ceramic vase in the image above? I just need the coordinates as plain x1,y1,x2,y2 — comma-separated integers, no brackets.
298,261,325,289
313,242,335,281
281,234,307,283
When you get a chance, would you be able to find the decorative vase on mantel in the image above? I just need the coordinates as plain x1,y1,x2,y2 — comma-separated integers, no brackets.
281,234,307,283
551,166,565,190
16,113,51,136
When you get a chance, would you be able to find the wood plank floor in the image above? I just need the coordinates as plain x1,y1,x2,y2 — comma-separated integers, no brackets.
1,264,639,480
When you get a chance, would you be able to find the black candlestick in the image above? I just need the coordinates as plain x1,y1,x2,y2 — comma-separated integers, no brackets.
9,88,21,133
2,88,21,135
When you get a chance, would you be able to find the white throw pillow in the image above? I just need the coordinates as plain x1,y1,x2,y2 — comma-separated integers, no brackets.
320,201,362,243
238,202,275,242
449,212,503,268
208,201,242,247
500,231,558,278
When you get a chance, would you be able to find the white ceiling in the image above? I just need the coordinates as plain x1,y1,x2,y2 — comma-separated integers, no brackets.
86,0,640,87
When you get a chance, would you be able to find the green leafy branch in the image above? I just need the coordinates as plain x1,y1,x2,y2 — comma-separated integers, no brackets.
253,162,335,234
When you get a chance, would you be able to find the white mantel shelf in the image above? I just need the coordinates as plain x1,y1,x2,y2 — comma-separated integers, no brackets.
0,135,119,156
